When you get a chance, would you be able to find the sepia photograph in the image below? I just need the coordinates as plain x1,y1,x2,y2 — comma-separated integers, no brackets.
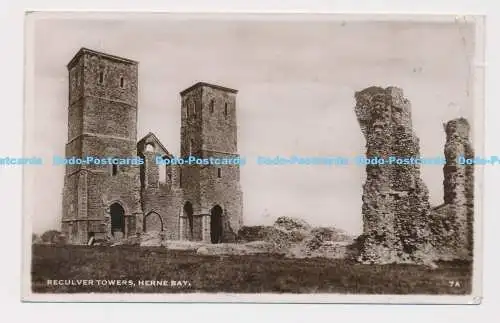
21,12,484,303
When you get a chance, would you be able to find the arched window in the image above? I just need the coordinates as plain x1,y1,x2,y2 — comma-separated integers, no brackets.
145,143,155,152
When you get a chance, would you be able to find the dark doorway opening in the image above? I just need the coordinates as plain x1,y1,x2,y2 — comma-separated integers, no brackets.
183,202,194,240
210,205,223,244
110,203,125,237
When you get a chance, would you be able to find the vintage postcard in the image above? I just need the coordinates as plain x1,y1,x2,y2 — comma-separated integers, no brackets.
22,12,484,303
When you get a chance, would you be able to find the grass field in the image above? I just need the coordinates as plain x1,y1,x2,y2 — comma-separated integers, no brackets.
31,245,472,294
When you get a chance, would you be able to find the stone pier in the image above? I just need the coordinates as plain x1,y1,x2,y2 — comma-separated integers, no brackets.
430,118,474,260
354,86,433,265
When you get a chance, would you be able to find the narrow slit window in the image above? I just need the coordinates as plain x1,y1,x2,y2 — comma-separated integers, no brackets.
210,99,215,113
112,164,118,176
120,76,124,88
217,168,221,178
190,139,195,156
224,103,228,118
98,71,104,84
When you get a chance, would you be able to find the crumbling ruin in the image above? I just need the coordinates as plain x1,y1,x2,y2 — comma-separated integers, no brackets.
430,118,474,260
354,86,433,265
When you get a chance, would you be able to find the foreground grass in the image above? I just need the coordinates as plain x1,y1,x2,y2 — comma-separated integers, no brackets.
31,245,472,294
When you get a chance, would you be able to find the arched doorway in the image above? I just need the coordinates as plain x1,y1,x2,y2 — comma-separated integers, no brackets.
210,205,223,244
110,203,125,237
183,202,194,240
144,211,163,232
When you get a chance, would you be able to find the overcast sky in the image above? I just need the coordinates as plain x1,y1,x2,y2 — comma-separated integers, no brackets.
26,13,476,235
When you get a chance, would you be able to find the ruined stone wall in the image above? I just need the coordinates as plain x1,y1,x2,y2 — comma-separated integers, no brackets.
431,118,474,260
138,145,184,239
140,179,184,240
140,188,183,240
179,214,202,241
354,86,433,265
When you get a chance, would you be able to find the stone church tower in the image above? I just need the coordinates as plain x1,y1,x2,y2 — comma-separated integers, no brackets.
61,48,143,244
179,83,243,243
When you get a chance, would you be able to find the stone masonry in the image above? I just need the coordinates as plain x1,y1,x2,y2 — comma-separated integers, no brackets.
430,118,474,260
61,48,143,244
61,48,243,245
354,86,433,265
179,83,243,243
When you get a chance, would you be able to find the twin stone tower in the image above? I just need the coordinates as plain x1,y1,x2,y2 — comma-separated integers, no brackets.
61,48,473,265
61,48,243,245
